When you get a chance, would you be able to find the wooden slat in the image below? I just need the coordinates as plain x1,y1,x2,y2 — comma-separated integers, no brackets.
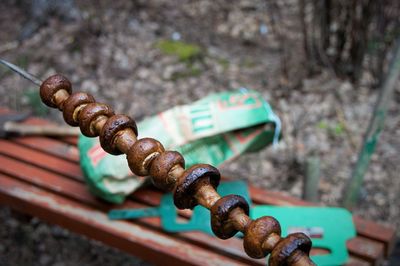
0,174,247,266
62,136,78,146
0,108,86,146
247,183,396,259
347,237,384,266
250,186,314,206
0,108,396,265
345,256,371,266
130,191,386,264
10,123,395,255
0,155,91,204
5,130,392,265
5,108,396,247
0,140,82,181
7,135,396,255
353,216,397,257
13,136,79,163
24,117,78,146
0,154,262,265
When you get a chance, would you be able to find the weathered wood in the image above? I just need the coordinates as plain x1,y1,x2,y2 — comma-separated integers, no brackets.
0,140,82,180
347,237,384,266
0,137,390,265
0,175,248,266
248,182,395,261
353,216,397,257
0,108,396,265
0,150,262,265
4,121,80,136
346,256,370,266
14,136,79,163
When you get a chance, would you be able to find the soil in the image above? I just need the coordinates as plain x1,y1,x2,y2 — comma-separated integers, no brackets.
0,0,399,265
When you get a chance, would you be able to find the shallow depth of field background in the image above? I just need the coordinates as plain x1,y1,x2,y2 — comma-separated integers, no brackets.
0,1,399,265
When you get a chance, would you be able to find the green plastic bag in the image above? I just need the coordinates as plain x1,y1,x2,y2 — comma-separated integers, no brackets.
78,89,281,203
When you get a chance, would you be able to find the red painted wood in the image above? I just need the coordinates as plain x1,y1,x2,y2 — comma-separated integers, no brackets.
353,216,397,257
247,182,396,258
347,237,384,266
345,257,371,266
0,107,396,265
4,132,392,264
0,174,248,266
0,154,262,265
0,140,82,180
13,136,79,163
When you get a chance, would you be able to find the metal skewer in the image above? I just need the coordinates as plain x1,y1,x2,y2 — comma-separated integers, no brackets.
0,59,42,86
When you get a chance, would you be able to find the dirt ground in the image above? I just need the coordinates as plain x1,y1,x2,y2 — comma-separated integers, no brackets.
0,0,399,265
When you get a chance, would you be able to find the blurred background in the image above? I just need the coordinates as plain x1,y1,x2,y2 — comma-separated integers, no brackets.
0,0,399,265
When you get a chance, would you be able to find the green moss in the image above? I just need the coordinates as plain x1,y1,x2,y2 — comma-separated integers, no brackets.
170,66,202,81
156,40,202,62
317,121,328,129
217,58,230,70
317,120,345,137
333,123,345,136
242,57,257,68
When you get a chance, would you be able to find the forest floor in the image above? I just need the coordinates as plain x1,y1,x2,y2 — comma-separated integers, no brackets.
0,0,399,265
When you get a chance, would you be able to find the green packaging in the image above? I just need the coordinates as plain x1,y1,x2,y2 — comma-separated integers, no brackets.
78,89,280,203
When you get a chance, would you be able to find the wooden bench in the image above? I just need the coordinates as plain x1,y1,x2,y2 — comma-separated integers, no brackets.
0,108,396,266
